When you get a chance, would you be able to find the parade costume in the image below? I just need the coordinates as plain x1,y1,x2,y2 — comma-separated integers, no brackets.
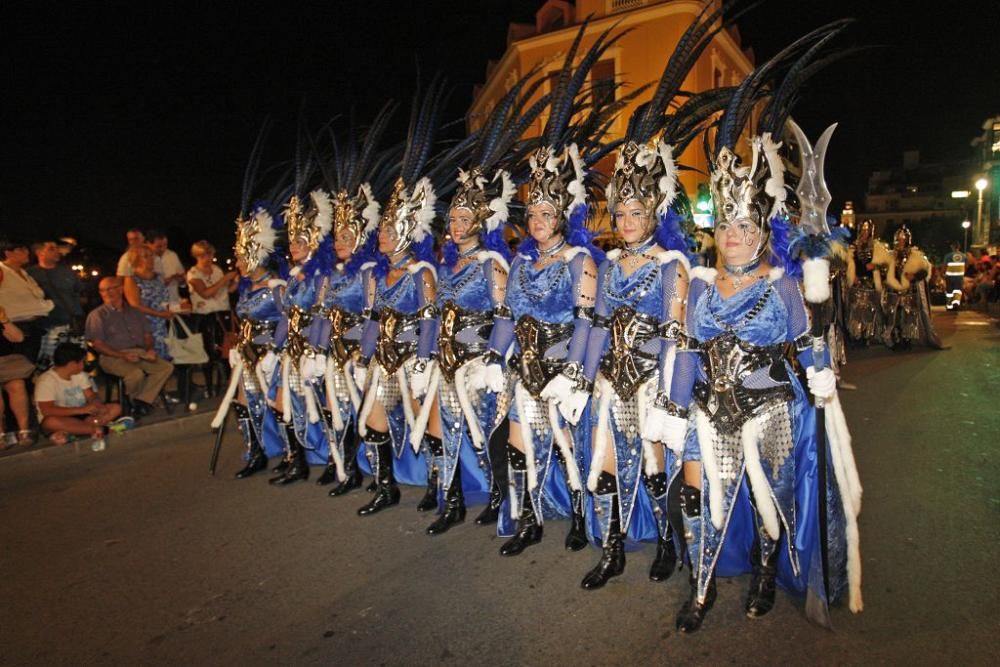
578,3,743,589
882,226,943,349
484,21,624,555
309,104,398,494
845,219,889,344
659,26,863,632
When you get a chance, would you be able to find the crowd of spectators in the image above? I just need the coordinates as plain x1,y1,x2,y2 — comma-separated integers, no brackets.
0,230,238,449
930,247,1000,307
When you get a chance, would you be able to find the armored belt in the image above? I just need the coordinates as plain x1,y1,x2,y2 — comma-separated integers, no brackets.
512,314,573,398
374,308,419,374
692,332,793,434
438,301,492,382
285,306,313,361
238,318,276,367
600,305,660,399
326,306,362,366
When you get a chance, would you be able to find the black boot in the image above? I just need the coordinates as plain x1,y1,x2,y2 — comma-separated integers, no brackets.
565,489,588,551
357,432,400,516
270,422,309,485
474,480,504,525
581,473,625,590
499,447,542,556
427,464,466,535
233,404,268,479
416,435,441,512
315,462,339,486
676,573,717,633
745,535,780,618
644,472,678,582
330,422,363,497
475,420,509,525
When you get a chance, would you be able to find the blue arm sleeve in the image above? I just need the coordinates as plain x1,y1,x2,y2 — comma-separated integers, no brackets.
582,259,611,382
668,278,707,408
566,252,596,365
415,267,439,360
773,274,832,369
359,272,378,361
658,259,682,393
488,256,518,361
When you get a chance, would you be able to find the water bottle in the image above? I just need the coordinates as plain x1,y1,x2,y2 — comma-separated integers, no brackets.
91,419,106,452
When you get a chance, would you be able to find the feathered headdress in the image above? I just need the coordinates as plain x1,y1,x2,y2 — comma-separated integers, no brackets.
234,120,286,273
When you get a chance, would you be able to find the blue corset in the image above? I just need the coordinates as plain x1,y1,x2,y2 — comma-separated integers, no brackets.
323,268,366,313
375,271,420,315
437,261,491,311
507,256,574,324
283,272,319,312
693,279,789,346
236,282,282,322
601,260,663,318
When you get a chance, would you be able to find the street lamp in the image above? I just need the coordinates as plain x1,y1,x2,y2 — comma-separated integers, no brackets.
962,219,972,252
975,177,988,245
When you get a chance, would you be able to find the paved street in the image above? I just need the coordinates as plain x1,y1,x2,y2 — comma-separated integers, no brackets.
2,308,998,666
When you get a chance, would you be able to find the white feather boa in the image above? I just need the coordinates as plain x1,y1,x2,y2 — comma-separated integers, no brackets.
802,257,831,304
485,169,516,231
513,382,540,493
564,143,587,219
356,364,381,438
409,177,437,244
309,189,334,240
211,364,242,429
655,140,678,216
454,363,485,449
408,365,440,453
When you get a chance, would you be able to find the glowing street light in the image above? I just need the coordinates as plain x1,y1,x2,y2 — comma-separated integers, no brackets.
962,219,972,252
975,177,988,245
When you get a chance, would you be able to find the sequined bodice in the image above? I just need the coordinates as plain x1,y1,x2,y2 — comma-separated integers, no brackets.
322,268,366,313
283,272,319,312
236,281,281,321
437,260,491,311
693,279,788,347
601,260,662,318
506,255,574,324
375,270,420,315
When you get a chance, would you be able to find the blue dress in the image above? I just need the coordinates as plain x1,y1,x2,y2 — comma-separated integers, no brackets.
134,275,171,361
234,275,284,459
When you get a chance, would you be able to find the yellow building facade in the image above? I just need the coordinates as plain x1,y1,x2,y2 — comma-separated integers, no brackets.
470,0,754,234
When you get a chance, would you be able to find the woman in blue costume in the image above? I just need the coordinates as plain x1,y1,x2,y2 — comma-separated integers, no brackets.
266,189,334,485
212,202,287,477
658,36,864,631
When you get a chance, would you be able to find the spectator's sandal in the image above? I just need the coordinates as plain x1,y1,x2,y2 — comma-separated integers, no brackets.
17,430,37,447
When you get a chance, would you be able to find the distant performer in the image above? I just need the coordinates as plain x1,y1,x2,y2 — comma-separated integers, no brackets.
882,226,943,350
943,242,966,311
845,219,889,345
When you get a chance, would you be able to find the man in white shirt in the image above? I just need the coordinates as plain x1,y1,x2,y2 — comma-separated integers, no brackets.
146,229,186,307
35,343,122,439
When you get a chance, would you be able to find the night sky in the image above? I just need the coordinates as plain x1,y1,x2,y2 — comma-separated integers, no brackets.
4,0,998,265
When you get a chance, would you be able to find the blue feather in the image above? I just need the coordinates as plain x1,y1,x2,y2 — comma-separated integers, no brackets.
344,232,379,276
566,203,605,264
442,240,459,268
301,235,335,279
483,224,513,263
656,208,696,261
768,214,803,278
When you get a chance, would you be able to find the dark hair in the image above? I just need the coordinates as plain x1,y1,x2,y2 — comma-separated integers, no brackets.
31,240,58,254
53,343,86,367
0,238,29,255
146,228,167,242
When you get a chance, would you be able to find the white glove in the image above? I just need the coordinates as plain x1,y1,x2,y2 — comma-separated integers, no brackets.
260,350,278,375
558,389,589,425
540,373,575,403
409,360,433,399
642,405,669,442
309,354,328,380
806,366,837,400
353,364,368,391
483,363,505,393
661,414,688,456
465,359,487,391
228,347,240,369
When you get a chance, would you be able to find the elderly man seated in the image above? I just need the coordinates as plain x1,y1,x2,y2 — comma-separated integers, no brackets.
85,276,174,417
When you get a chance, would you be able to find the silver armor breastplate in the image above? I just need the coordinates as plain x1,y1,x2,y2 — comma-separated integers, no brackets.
600,305,659,400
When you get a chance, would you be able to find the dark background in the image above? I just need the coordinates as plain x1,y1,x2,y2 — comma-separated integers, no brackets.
4,0,998,267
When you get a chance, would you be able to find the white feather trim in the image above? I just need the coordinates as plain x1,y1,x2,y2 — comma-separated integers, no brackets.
252,209,278,264
767,266,785,283
548,400,582,491
657,250,691,276
606,248,622,261
514,382,539,492
563,245,591,263
761,133,788,221
359,183,381,234
359,261,376,272
655,141,678,215
564,143,587,218
301,359,321,425
695,408,724,529
689,266,718,285
280,354,292,423
309,189,333,239
324,361,345,432
636,377,660,477
408,366,440,453
343,361,361,412
485,170,515,230
211,364,242,429
802,257,831,303
476,250,510,273
409,177,437,243
588,377,613,492
741,415,781,540
825,393,864,611
267,278,287,288
407,260,438,281
396,366,416,433
356,365,381,438
454,364,485,449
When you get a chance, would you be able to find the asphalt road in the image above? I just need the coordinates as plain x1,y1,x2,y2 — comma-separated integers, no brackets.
2,308,998,666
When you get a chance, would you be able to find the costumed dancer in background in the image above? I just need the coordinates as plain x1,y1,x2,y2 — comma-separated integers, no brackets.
882,225,943,350
657,27,863,632
575,3,743,589
308,104,398,495
353,77,454,516
266,147,334,485
482,21,622,556
845,218,888,346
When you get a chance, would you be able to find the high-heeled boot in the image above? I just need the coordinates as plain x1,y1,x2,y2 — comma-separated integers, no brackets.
234,404,268,479
675,483,716,633
270,410,290,474
315,410,340,485
416,435,441,512
644,472,678,582
499,447,542,556
476,418,509,525
426,463,465,534
330,420,363,496
270,421,309,485
745,528,780,618
475,479,504,525
581,472,625,589
357,430,400,516
565,488,588,551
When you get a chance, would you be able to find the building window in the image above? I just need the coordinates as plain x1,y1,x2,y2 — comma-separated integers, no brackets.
591,59,616,104
713,67,723,88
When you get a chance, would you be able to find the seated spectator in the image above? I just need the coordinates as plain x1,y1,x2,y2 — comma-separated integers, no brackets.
0,237,54,362
0,306,36,447
115,228,147,277
123,246,177,361
145,229,186,308
35,343,122,444
85,277,174,417
187,241,237,363
28,239,85,368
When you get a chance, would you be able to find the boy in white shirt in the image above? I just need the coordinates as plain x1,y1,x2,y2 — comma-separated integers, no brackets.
35,343,122,442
